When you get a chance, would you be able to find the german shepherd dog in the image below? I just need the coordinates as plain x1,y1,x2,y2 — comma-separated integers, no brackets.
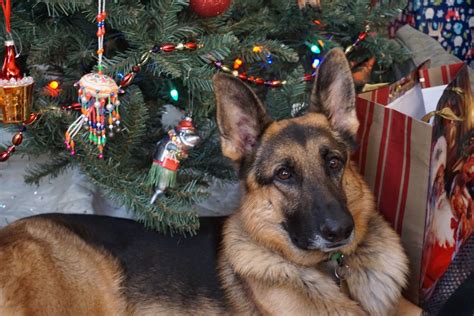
0,49,409,315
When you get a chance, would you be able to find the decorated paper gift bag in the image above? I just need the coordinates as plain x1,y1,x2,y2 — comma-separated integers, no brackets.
353,62,473,307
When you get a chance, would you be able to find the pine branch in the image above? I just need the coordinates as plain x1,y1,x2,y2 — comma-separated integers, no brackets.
24,153,72,185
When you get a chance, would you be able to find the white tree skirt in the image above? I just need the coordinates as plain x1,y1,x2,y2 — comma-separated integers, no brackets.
0,132,239,228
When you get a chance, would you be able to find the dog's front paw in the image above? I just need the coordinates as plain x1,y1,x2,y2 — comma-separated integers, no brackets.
345,214,409,315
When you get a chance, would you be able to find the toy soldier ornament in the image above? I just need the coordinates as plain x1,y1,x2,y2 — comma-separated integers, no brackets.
146,116,200,204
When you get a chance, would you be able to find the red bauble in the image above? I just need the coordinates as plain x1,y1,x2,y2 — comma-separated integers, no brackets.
189,0,232,17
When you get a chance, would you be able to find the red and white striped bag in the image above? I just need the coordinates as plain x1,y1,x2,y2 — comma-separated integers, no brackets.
353,62,473,305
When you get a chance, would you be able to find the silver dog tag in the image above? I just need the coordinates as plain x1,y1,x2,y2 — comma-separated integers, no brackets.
335,264,351,281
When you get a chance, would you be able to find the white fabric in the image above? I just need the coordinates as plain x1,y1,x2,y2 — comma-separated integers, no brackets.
385,84,447,123
0,130,239,228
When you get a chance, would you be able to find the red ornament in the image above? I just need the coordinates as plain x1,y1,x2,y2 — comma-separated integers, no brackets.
358,31,367,41
0,151,10,162
0,40,21,80
161,44,176,53
303,73,313,81
184,42,198,50
23,112,38,125
120,73,135,87
132,65,141,73
189,0,232,17
63,102,82,111
12,133,23,146
238,73,247,80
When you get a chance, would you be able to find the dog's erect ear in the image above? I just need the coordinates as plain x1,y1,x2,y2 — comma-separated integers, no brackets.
213,73,272,163
308,48,359,140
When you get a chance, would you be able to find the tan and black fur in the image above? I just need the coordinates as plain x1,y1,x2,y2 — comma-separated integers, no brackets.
0,49,410,315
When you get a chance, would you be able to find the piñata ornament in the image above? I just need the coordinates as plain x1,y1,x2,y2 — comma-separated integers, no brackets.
65,0,121,159
147,116,200,204
0,0,34,124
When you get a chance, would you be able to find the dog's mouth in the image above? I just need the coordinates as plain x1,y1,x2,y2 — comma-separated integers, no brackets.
282,222,355,252
306,230,355,252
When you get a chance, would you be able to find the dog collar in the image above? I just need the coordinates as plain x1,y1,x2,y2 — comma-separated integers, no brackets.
329,251,351,285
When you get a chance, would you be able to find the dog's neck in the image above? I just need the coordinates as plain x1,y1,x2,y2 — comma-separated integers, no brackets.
219,214,366,315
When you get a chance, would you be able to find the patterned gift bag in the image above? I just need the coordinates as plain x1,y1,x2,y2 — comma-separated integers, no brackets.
353,62,473,305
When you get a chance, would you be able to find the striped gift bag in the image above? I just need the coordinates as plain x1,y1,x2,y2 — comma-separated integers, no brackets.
353,62,472,305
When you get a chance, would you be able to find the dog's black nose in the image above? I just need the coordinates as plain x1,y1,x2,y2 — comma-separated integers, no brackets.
320,217,354,243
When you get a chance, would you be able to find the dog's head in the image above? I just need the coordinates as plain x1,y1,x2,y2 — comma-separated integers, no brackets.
213,48,369,264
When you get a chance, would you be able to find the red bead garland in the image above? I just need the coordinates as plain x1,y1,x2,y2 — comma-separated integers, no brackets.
0,112,38,162
345,24,371,55
117,41,202,91
214,59,315,87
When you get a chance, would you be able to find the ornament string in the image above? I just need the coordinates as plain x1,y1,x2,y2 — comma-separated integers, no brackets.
97,0,106,73
0,0,11,34
0,0,22,56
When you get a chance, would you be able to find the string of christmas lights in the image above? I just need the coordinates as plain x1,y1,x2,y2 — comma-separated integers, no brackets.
215,24,371,87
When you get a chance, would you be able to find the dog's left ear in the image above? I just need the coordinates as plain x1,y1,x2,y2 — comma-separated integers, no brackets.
308,48,359,142
213,73,273,164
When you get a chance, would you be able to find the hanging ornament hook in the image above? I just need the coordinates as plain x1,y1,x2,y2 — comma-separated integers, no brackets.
96,0,106,73
10,29,22,58
0,0,12,34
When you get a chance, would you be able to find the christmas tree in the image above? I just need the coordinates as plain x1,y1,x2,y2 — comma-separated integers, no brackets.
0,0,408,234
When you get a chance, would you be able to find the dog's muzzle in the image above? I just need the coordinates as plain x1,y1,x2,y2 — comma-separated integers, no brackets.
307,230,355,252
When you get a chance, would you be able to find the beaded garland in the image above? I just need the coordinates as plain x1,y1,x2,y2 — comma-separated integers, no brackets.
0,112,38,162
117,41,202,90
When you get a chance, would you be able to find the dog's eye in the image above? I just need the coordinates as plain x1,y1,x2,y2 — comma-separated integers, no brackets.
276,167,292,181
328,157,342,171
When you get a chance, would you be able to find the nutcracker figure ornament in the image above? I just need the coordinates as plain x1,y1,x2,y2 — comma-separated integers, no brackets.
147,116,200,204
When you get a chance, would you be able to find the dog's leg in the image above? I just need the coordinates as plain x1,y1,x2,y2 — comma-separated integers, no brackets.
0,219,126,315
345,214,409,316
